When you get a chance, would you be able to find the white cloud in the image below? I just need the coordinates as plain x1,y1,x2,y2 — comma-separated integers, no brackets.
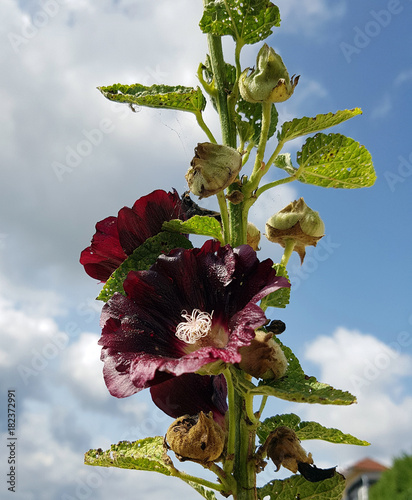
370,92,393,119
394,68,412,87
60,332,109,403
297,327,412,467
0,291,68,394
276,0,346,36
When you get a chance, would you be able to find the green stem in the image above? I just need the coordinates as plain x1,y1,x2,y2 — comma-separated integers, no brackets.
230,367,258,500
206,33,236,147
244,102,272,196
223,368,236,476
173,470,225,492
256,395,268,420
255,174,295,197
217,191,230,244
194,110,217,143
280,238,296,267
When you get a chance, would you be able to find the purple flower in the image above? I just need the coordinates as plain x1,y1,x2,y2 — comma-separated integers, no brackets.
150,373,228,426
98,240,290,398
80,189,189,282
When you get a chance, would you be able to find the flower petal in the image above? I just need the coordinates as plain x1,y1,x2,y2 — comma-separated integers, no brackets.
150,373,228,425
80,189,189,282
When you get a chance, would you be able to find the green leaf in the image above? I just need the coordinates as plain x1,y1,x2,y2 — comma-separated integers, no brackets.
162,216,223,242
296,133,376,188
235,99,278,146
257,472,346,500
84,437,174,475
186,483,219,500
97,232,193,302
260,264,290,310
253,339,357,405
200,0,281,45
98,83,206,114
273,153,295,175
278,108,362,144
257,413,370,446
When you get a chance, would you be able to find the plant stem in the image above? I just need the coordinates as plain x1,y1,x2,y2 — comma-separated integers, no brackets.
206,33,236,147
173,470,225,492
216,191,230,244
230,367,258,500
244,102,272,196
280,238,296,267
194,110,217,143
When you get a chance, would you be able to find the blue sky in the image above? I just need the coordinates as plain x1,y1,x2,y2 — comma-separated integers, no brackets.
1,1,412,499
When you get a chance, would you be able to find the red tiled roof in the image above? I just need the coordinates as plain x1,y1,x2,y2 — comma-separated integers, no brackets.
349,458,388,472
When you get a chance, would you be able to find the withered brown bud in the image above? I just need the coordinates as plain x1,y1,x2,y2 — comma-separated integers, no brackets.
238,330,288,380
266,426,313,473
265,198,325,264
185,142,242,199
246,222,261,251
166,411,225,462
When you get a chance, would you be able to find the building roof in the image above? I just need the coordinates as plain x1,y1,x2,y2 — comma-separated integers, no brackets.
348,458,388,473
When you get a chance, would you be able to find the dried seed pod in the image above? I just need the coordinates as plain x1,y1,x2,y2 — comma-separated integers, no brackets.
185,143,242,199
238,330,288,380
265,198,325,264
266,426,313,473
166,411,225,462
247,222,261,251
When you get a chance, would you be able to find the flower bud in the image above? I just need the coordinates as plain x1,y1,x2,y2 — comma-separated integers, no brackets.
247,222,261,251
266,426,313,473
166,411,225,463
238,330,288,380
265,198,325,264
239,44,299,104
186,142,242,199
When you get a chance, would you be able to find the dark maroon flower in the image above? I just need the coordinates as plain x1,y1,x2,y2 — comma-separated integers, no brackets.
98,240,290,398
80,189,189,282
150,373,228,426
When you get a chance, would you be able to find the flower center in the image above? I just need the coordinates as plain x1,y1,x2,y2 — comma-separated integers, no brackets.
175,309,213,344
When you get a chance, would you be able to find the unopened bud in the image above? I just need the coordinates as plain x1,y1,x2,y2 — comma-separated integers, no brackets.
265,198,325,264
238,330,288,380
186,143,242,199
166,411,225,462
239,44,299,104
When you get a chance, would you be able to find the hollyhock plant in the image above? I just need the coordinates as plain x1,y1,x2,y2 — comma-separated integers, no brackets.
98,240,290,398
83,2,377,499
80,189,189,282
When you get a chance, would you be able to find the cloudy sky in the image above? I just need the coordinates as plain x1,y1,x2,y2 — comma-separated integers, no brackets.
1,0,412,498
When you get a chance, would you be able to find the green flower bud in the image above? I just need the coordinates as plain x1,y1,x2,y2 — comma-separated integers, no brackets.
166,411,225,463
265,198,325,264
239,44,299,104
238,330,288,380
186,142,242,199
